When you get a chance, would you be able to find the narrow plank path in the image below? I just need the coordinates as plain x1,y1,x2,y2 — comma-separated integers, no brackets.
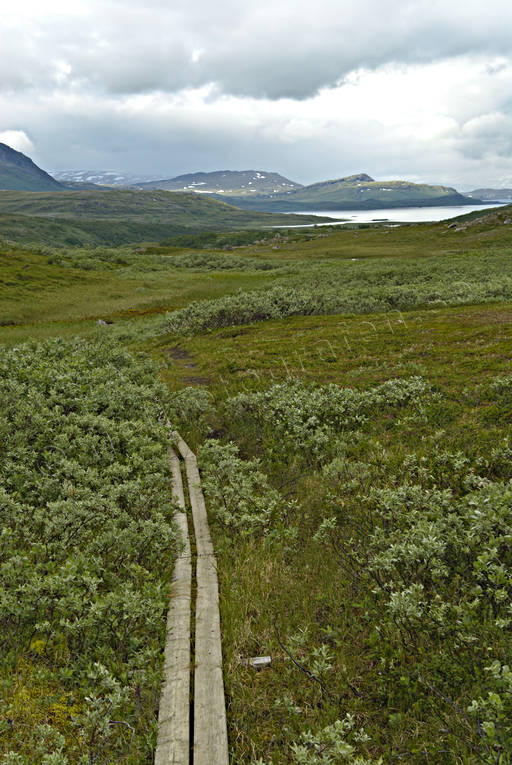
155,446,192,765
156,431,229,765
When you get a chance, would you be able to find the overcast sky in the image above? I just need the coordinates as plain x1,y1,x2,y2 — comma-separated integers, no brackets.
1,0,512,188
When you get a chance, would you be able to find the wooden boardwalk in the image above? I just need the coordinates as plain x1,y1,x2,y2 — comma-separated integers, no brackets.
155,432,229,765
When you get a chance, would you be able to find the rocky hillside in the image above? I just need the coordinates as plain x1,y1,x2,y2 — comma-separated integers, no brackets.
136,169,302,195
0,143,63,191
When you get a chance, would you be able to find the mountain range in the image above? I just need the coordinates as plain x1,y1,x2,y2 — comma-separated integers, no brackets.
134,170,477,210
51,169,159,187
51,167,482,210
135,169,301,195
208,173,477,211
0,143,488,211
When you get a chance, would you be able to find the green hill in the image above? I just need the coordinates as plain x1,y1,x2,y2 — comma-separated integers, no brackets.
216,173,479,211
0,189,333,247
0,143,64,191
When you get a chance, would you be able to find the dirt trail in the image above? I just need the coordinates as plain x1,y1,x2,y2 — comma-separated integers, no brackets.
165,345,211,385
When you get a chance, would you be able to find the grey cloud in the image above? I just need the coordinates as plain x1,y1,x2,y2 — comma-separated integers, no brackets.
458,112,512,159
2,0,512,99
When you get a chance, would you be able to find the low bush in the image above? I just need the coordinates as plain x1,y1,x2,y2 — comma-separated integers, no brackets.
228,377,431,462
209,370,512,762
0,338,180,762
198,440,296,539
162,252,512,335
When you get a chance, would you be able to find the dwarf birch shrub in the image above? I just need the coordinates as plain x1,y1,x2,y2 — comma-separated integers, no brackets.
234,371,512,761
168,385,215,435
489,374,512,396
290,715,378,765
61,246,284,274
165,251,283,271
252,715,378,765
164,285,333,335
0,338,180,761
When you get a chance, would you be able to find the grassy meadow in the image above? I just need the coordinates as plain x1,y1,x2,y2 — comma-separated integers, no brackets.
0,189,331,247
1,204,512,763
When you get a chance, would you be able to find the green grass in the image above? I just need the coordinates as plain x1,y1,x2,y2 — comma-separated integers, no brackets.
3,202,510,336
150,302,512,396
0,244,285,330
2,203,512,763
157,302,512,763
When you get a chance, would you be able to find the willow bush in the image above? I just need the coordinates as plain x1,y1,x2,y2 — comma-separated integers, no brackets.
0,338,180,763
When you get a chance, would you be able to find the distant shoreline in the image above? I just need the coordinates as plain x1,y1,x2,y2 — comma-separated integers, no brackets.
272,202,510,227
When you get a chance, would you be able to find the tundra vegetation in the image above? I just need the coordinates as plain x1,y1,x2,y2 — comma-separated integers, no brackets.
1,203,512,762
0,189,329,248
0,339,180,762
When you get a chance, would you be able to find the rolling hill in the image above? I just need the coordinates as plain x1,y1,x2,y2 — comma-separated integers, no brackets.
0,188,333,247
213,173,479,211
0,143,64,191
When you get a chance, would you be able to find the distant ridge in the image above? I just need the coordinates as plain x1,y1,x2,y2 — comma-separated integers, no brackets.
215,174,481,212
0,143,63,191
0,188,334,247
44,160,484,211
462,188,512,201
136,169,302,195
133,167,479,211
51,169,159,187
306,173,375,187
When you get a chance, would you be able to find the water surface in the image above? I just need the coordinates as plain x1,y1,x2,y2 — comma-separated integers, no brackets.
285,202,509,226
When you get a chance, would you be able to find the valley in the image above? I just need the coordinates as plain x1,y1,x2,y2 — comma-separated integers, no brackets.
1,195,512,763
4,0,512,761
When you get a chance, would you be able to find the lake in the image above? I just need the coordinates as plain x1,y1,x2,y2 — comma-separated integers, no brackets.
284,202,509,226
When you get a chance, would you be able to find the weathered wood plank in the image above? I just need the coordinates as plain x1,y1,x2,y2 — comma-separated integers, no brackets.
176,434,229,765
154,446,192,765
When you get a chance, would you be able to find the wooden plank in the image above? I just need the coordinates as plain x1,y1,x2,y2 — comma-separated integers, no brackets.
154,446,192,765
175,434,229,765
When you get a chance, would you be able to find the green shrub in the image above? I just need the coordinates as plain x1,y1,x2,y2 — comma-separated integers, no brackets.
0,338,180,761
168,385,215,434
228,377,430,462
162,252,512,335
198,440,296,539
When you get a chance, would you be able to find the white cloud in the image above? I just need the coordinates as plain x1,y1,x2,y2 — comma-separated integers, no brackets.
0,130,34,154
